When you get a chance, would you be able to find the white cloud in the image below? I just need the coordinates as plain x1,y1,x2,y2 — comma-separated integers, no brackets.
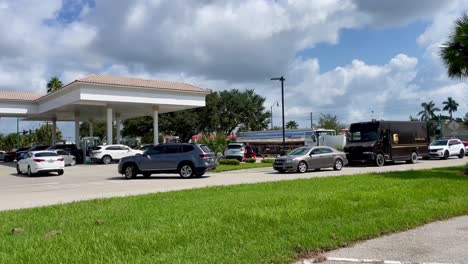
0,0,468,137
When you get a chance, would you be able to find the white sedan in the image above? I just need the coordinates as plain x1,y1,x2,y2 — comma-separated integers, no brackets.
17,151,65,176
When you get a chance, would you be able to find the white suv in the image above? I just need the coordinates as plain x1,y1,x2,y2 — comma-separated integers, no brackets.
91,144,143,164
429,139,465,160
223,143,245,161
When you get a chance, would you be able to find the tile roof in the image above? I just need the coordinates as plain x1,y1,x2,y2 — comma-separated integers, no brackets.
0,92,45,102
76,74,209,93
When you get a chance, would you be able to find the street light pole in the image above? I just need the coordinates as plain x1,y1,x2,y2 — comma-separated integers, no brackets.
271,76,286,154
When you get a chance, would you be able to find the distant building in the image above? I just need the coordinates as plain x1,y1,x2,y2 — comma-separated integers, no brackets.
237,129,337,155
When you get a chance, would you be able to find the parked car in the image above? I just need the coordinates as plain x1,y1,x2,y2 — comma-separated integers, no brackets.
0,151,5,161
91,144,143,164
118,143,216,179
4,147,29,162
223,143,245,161
16,151,65,176
428,139,465,159
48,144,84,164
53,150,77,166
274,146,347,173
16,145,50,161
462,141,468,152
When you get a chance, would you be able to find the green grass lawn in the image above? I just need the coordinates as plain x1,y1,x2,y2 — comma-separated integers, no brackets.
211,161,272,172
0,167,467,263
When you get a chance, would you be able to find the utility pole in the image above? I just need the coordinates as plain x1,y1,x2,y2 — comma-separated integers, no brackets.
271,76,286,154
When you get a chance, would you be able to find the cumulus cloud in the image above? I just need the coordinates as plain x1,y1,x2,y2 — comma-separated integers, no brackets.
0,0,468,136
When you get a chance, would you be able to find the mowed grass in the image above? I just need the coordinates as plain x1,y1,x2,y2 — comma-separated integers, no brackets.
0,167,467,264
211,161,272,172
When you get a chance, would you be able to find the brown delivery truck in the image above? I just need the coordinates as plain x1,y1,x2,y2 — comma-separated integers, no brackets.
344,121,430,166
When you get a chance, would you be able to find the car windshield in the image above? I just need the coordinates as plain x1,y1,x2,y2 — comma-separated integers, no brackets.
228,144,242,149
34,152,58,157
288,147,311,156
431,140,448,146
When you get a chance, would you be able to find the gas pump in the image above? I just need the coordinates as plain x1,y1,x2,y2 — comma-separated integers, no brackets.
80,137,102,163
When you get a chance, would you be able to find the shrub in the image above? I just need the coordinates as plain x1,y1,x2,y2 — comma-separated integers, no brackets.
245,158,256,163
219,159,240,165
261,159,274,164
335,146,344,151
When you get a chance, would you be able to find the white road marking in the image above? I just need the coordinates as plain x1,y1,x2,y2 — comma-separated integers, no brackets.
324,257,453,264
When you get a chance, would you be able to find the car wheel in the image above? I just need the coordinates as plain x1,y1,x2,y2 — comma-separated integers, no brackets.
375,154,385,167
179,163,194,178
443,150,449,160
333,159,343,171
459,149,465,159
70,158,76,166
123,165,137,179
27,166,33,176
297,161,308,173
16,164,22,175
407,152,418,164
142,172,151,178
58,170,64,176
102,155,112,164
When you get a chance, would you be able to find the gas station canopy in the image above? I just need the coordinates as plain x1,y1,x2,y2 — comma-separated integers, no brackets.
0,74,210,145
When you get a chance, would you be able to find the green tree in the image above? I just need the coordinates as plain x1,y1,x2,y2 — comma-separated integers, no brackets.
198,134,228,158
121,117,154,143
417,101,440,121
463,112,468,125
286,120,298,129
34,123,62,145
80,122,107,140
440,14,468,79
160,110,200,142
47,77,63,93
442,97,459,120
317,114,347,132
409,115,419,121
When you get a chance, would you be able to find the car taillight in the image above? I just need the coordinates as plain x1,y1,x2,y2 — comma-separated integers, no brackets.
33,159,45,162
58,158,64,161
199,154,209,159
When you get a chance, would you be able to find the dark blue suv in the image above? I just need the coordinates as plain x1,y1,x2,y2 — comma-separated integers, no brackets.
118,143,216,179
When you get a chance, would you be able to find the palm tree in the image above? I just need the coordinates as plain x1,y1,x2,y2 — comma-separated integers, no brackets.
47,77,63,93
442,97,459,120
440,14,468,79
286,120,298,130
417,101,440,121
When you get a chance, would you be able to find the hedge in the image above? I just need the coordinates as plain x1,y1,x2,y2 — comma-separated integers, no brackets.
219,159,241,165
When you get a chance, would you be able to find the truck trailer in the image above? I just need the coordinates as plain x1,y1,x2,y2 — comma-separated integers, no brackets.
344,121,429,166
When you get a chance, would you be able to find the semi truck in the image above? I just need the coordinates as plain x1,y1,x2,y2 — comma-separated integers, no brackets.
344,121,429,166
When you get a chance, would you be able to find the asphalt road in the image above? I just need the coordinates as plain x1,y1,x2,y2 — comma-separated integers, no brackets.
298,215,468,264
0,157,467,211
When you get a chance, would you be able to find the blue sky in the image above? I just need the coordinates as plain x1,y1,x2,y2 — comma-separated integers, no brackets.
0,0,467,141
300,21,429,72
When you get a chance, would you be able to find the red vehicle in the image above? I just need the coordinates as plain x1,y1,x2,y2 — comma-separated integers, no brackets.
462,141,468,151
3,147,29,162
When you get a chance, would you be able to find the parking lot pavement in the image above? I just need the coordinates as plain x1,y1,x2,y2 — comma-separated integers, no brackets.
0,157,467,211
298,215,468,264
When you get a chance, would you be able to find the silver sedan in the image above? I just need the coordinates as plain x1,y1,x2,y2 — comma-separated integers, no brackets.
274,146,347,173
54,150,77,166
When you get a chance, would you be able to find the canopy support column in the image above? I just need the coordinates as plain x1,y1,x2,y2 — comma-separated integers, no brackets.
153,106,159,145
52,118,57,145
74,112,80,146
106,107,113,145
116,114,121,144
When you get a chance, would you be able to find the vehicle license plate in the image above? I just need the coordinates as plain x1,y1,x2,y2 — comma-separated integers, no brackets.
48,160,54,163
